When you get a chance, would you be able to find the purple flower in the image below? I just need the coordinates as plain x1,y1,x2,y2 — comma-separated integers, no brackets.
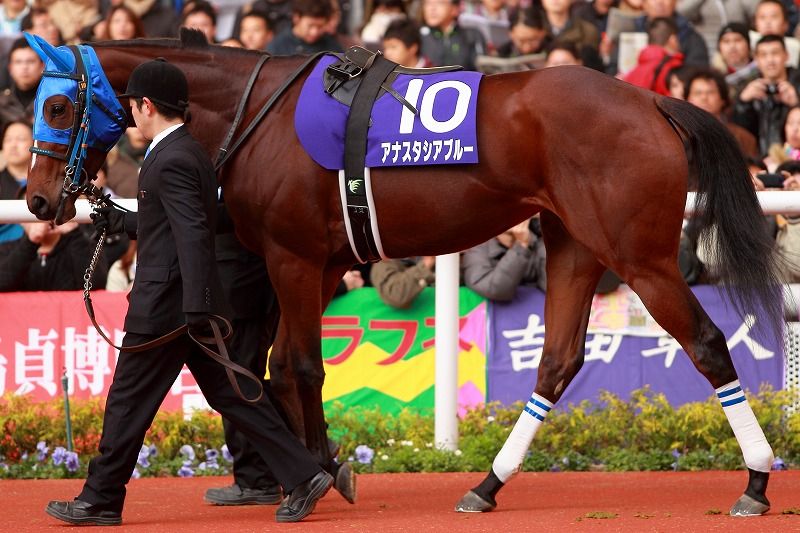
179,445,196,462
36,441,49,461
772,457,787,471
221,444,233,463
671,449,681,471
21,452,28,461
199,449,219,470
130,468,141,479
65,452,79,472
148,444,158,458
0,462,8,471
52,447,67,466
354,445,374,465
177,460,194,478
137,445,151,468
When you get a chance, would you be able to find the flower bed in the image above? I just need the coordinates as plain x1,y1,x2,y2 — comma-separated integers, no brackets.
1,387,797,479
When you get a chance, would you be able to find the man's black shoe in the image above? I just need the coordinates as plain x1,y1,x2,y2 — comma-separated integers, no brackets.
45,499,122,526
275,471,334,523
204,483,283,505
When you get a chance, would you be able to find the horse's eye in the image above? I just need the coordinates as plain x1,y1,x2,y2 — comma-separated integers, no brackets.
51,104,65,116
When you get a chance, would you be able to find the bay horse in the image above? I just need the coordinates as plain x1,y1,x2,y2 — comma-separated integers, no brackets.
24,31,782,516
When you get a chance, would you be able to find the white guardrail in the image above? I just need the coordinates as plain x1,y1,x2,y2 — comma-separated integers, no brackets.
0,198,137,223
3,191,800,448
4,191,800,223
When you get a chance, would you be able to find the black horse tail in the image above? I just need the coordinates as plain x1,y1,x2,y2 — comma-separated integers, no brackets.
656,96,784,339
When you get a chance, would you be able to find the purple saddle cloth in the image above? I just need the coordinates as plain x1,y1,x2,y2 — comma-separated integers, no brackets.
295,55,482,170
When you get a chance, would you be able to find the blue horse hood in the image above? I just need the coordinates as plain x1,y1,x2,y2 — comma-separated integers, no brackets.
32,44,126,152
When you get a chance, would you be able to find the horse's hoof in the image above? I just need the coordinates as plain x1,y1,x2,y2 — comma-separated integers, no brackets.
730,494,770,516
334,461,356,504
455,490,496,513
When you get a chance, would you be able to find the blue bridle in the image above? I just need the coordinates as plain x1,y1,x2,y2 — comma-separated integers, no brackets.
29,42,127,198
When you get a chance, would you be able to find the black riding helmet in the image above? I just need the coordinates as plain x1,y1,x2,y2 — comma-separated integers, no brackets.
119,58,189,113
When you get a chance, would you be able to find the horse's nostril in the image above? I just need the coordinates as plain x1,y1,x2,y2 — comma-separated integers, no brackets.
31,195,48,217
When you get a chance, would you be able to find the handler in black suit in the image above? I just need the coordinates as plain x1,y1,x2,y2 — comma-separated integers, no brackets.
45,58,333,526
205,214,356,506
204,210,285,505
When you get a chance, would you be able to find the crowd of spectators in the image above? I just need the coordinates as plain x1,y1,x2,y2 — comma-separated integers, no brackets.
5,0,800,297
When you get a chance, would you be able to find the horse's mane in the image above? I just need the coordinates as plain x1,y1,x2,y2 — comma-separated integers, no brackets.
88,28,269,59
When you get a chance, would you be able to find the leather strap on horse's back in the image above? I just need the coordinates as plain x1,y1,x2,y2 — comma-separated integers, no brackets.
344,54,398,262
215,52,326,173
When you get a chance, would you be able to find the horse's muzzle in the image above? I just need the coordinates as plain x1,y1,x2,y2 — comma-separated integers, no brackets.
30,194,52,220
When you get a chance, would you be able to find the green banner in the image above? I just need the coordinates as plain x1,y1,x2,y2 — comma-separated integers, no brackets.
318,288,487,414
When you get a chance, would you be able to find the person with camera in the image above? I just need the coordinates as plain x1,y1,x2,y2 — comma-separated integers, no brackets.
461,217,546,301
733,34,800,157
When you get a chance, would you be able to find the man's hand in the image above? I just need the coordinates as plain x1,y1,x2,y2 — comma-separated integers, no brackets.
342,270,364,291
186,312,214,337
777,80,799,107
509,220,532,248
739,78,768,102
186,312,210,329
21,222,49,244
90,205,126,235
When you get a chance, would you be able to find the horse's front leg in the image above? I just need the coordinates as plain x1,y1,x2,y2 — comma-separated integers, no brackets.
267,257,357,503
266,256,329,465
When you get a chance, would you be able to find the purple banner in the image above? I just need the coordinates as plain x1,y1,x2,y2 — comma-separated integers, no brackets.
295,55,482,170
488,286,784,407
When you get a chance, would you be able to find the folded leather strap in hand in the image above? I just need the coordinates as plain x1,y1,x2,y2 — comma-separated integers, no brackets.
186,312,209,328
90,205,126,235
186,317,264,404
186,311,212,337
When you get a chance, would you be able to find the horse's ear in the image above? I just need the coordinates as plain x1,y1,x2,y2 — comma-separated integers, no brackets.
23,32,71,72
179,27,209,49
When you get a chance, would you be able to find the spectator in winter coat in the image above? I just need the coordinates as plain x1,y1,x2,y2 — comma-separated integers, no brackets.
462,218,546,300
623,17,684,95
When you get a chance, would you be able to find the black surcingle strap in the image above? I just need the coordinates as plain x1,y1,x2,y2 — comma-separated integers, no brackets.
343,54,398,262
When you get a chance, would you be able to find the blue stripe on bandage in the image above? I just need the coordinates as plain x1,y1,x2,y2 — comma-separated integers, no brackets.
529,397,552,411
524,406,545,421
717,386,742,398
721,396,746,407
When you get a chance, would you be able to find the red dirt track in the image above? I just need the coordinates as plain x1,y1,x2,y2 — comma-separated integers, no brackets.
2,471,799,532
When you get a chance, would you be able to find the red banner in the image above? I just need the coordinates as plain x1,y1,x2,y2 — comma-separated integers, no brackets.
0,291,201,412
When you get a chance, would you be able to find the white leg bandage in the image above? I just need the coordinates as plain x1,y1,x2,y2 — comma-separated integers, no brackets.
492,393,553,483
717,380,774,473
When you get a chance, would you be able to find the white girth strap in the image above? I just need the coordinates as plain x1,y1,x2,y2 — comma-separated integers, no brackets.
338,167,388,263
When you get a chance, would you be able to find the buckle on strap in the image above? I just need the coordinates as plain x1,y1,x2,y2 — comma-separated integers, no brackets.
325,61,362,95
327,61,363,81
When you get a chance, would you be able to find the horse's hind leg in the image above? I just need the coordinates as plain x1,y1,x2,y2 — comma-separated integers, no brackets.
456,212,606,512
627,267,774,516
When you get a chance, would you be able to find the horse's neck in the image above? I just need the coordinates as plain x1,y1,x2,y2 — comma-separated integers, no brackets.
96,45,310,161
